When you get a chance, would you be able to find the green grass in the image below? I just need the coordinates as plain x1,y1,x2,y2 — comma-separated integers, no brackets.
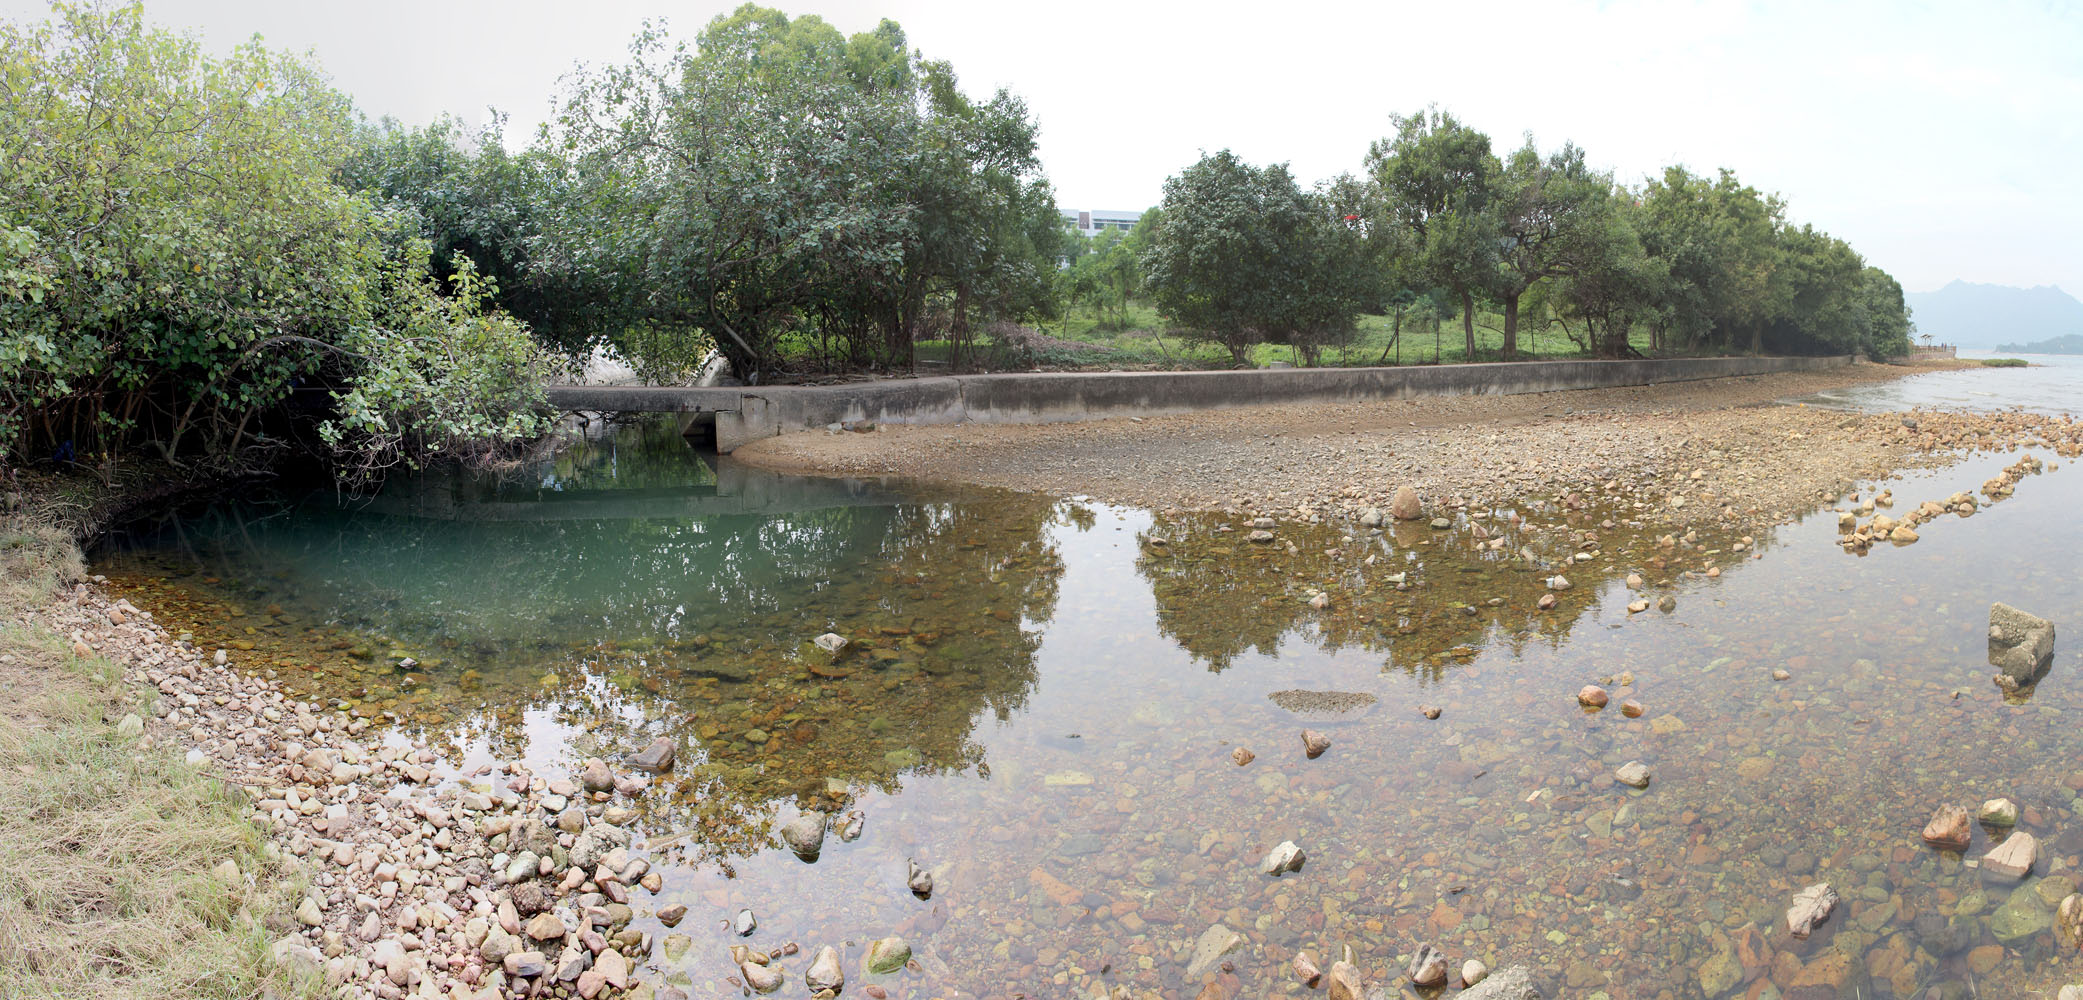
1981,357,2029,367
914,301,1661,371
0,517,317,1000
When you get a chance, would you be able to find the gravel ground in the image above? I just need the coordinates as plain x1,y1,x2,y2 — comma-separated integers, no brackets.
735,361,1976,531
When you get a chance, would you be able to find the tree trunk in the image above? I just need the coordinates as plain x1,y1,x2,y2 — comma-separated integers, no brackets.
1500,292,1519,361
1461,289,1477,359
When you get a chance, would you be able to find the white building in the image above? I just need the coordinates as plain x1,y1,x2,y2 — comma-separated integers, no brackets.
1062,209,1142,237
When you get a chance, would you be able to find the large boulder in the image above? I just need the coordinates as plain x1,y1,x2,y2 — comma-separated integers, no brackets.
1989,603,2055,685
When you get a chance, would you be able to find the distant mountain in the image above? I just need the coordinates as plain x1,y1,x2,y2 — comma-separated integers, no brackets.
1995,333,2083,354
1904,281,2083,349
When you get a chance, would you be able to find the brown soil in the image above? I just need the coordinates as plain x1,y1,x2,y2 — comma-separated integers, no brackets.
735,360,1977,529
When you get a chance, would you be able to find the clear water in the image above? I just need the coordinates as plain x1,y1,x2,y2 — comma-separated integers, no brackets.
1786,352,2083,416
94,393,2083,999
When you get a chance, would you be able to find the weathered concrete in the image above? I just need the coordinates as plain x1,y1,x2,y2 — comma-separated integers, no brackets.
547,355,1855,452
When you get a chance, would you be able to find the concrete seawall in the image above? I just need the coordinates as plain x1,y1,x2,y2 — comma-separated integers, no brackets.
547,355,1856,452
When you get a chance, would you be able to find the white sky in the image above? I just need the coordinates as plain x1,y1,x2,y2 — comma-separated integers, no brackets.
16,0,2083,294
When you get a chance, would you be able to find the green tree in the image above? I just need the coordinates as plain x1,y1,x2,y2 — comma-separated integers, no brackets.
1487,139,1623,360
335,116,602,355
1634,167,1782,353
545,5,1060,377
1366,107,1500,359
1143,151,1378,365
0,2,560,470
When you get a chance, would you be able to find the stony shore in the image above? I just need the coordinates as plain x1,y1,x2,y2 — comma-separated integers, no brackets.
20,581,695,1000
22,356,2083,1000
733,361,2001,533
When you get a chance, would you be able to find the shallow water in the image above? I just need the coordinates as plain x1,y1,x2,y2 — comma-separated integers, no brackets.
1786,351,2083,416
95,400,2083,999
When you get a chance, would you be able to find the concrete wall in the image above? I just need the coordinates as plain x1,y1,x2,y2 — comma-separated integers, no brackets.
693,355,1854,452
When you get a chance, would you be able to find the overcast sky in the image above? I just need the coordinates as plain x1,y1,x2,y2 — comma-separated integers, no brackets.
12,0,2081,295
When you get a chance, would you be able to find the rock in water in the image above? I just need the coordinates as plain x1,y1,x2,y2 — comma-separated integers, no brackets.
1576,686,1608,709
1325,960,1365,1000
1989,602,2055,685
1984,830,2039,879
780,812,827,859
1615,761,1652,788
814,632,849,655
2058,892,2083,949
1459,965,1541,999
1291,952,1323,987
629,736,676,772
1921,804,1972,851
741,958,784,994
1786,882,1839,938
1300,729,1331,759
907,859,933,898
579,758,614,792
1390,485,1423,521
733,909,757,936
1406,943,1447,986
1184,923,1244,979
865,936,910,975
1231,747,1255,766
1461,959,1489,987
1978,797,2019,826
1261,840,1305,876
806,945,844,993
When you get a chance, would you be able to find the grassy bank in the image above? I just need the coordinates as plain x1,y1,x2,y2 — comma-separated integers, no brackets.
0,515,313,1000
909,303,1665,371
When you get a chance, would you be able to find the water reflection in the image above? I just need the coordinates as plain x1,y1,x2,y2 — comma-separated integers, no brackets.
91,416,2083,1000
97,421,1067,862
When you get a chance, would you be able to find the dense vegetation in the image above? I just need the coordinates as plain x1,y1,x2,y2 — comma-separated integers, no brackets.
1138,109,1913,366
0,3,566,476
0,2,1915,474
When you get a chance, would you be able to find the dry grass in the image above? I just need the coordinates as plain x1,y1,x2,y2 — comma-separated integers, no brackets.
0,514,83,617
0,528,316,1000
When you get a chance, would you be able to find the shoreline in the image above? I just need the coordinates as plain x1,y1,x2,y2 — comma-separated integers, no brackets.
15,354,2083,1000
731,361,1986,530
11,561,689,1000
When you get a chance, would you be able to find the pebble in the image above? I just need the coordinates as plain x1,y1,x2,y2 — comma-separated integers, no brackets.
1786,882,1839,937
907,858,934,898
1406,943,1447,987
865,936,911,975
1576,685,1608,709
1614,761,1651,788
806,945,844,993
1325,960,1364,1000
1230,747,1255,766
780,811,827,858
1300,729,1330,758
1261,840,1306,876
